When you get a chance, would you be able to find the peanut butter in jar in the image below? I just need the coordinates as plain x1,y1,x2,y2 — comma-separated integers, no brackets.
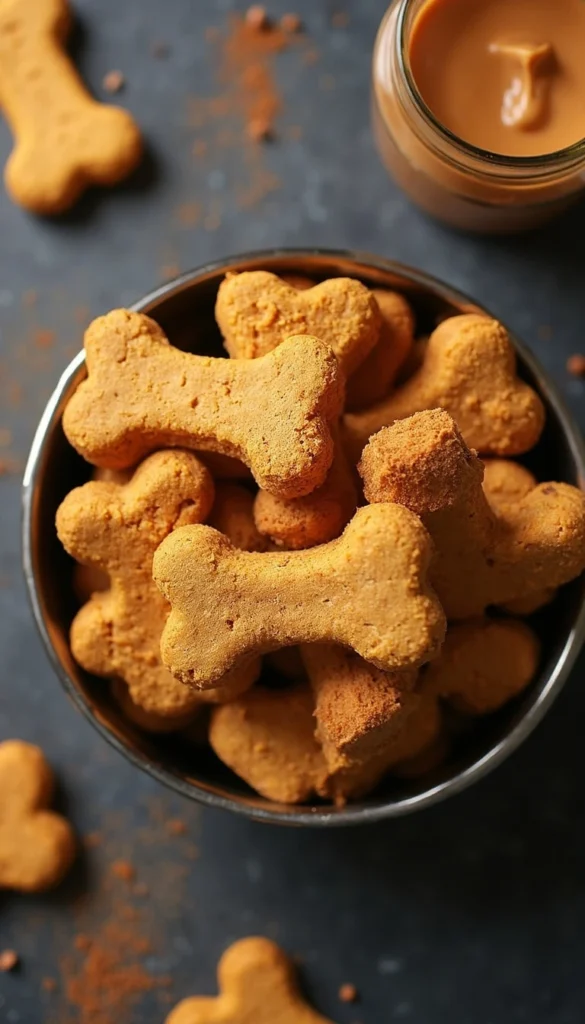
373,0,585,233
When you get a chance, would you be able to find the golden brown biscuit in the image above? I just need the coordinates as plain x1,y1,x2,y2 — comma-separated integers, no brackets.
345,290,415,412
111,680,200,735
359,409,585,618
483,460,557,614
166,937,335,1024
253,429,357,549
63,310,342,500
209,684,329,804
71,467,132,601
328,694,444,802
216,270,381,375
154,503,446,689
301,644,418,769
0,740,76,892
209,482,270,552
0,0,142,213
424,619,540,715
345,314,545,458
482,459,536,505
57,450,259,718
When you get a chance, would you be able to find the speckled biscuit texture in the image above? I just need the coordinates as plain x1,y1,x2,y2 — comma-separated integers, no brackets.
166,937,336,1024
62,310,343,500
359,409,585,619
56,450,258,718
0,0,142,213
153,503,446,689
0,740,76,892
424,619,540,715
209,684,330,804
345,289,415,411
345,314,545,457
253,428,357,549
216,270,381,375
301,644,418,768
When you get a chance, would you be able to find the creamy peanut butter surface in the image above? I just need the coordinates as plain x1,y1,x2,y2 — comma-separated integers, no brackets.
409,0,585,156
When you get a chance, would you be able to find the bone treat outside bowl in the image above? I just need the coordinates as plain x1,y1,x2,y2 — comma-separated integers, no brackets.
22,249,585,826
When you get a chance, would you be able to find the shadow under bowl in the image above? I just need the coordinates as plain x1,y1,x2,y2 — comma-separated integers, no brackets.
22,248,585,826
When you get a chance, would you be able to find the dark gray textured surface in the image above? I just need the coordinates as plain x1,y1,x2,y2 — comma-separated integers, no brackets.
1,1,585,1021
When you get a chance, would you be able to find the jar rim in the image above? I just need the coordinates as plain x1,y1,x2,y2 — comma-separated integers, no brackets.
395,0,585,173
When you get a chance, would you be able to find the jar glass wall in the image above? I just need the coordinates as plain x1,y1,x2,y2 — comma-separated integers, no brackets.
372,0,585,233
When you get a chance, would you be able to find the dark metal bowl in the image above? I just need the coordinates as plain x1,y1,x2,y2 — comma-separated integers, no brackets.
22,249,585,826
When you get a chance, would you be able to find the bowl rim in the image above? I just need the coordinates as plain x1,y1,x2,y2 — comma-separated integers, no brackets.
22,247,585,827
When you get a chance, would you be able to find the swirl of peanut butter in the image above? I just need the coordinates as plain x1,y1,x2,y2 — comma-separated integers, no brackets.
489,41,556,131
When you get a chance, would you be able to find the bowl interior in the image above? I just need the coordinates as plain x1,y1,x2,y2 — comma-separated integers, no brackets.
23,250,585,825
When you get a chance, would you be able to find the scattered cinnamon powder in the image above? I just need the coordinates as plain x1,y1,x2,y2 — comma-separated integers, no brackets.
42,976,57,993
34,328,55,349
133,882,150,897
247,116,272,141
567,354,585,377
0,428,12,447
182,9,317,218
166,818,187,836
22,288,37,307
331,10,350,28
245,5,269,30
339,983,359,1003
62,920,170,1023
103,70,125,93
280,13,302,33
176,201,202,227
161,263,181,282
0,950,18,972
111,860,136,883
0,456,21,477
192,138,208,159
74,934,92,952
302,47,319,65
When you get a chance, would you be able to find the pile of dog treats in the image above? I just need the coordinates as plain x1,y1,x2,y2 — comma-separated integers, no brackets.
55,270,585,805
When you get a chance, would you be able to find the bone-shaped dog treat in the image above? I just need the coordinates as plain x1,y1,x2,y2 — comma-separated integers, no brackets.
424,619,540,715
0,0,142,213
327,692,444,801
57,450,258,718
281,275,415,410
344,314,545,458
253,428,358,549
0,740,76,891
110,679,200,735
359,409,585,619
345,289,415,412
166,937,336,1024
209,684,330,804
301,644,418,769
215,270,381,375
154,503,447,688
62,310,342,500
209,482,271,552
483,460,557,614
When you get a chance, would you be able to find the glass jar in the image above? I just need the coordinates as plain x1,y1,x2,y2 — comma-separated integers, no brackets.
372,0,585,233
